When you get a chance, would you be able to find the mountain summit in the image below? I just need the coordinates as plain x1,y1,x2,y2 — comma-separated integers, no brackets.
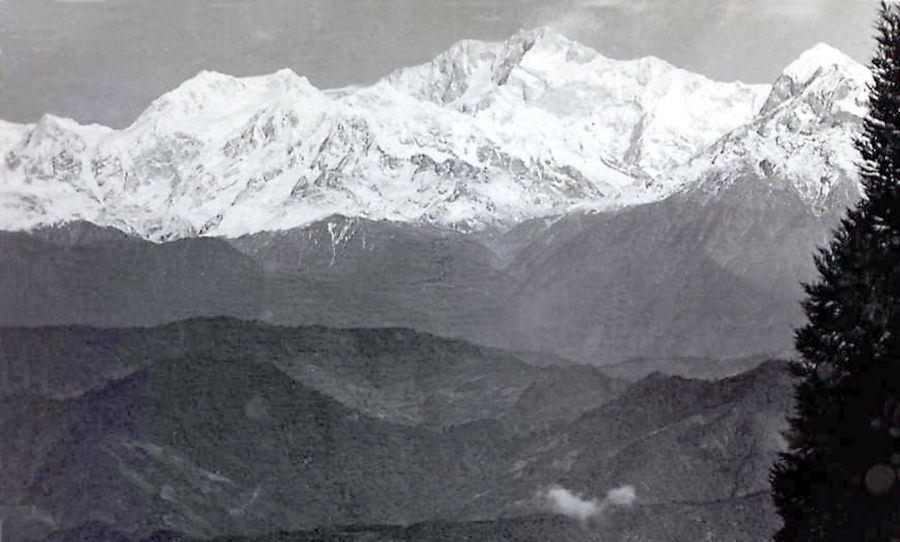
680,42,869,210
0,32,868,240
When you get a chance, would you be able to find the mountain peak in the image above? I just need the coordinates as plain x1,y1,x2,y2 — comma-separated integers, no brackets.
760,42,869,115
680,42,868,210
35,113,81,132
502,27,582,52
781,42,866,85
128,68,323,135
19,113,111,151
266,68,310,89
189,68,240,85
131,70,247,128
383,28,602,104
172,70,250,103
492,27,598,83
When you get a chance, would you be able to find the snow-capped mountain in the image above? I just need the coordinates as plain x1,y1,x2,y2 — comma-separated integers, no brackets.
0,29,867,240
385,28,768,178
679,43,870,210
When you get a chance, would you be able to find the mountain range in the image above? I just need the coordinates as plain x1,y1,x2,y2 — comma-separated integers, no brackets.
0,29,867,240
0,29,872,369
1,319,789,542
0,27,871,542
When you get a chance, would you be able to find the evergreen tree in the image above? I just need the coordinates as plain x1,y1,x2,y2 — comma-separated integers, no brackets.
771,3,900,541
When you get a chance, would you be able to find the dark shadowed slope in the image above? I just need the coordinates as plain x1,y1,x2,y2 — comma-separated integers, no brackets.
0,180,838,376
0,230,265,327
499,179,838,363
0,319,791,542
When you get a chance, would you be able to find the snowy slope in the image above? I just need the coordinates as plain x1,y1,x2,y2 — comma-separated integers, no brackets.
386,28,768,179
677,43,870,210
0,30,865,240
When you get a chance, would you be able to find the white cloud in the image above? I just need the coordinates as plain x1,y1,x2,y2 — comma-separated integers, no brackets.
540,484,637,523
544,486,600,522
606,485,637,506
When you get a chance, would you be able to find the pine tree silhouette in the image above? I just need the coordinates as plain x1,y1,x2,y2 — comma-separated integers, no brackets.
771,3,900,541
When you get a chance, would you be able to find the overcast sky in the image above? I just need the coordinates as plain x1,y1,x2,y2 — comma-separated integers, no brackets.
0,0,885,128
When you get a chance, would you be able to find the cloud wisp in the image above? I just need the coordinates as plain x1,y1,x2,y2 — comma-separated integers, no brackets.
540,485,636,523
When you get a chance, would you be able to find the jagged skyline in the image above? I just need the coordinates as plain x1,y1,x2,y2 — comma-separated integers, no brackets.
0,29,866,240
0,0,883,128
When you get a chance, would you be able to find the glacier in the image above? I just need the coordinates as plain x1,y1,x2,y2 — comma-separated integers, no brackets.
0,28,869,240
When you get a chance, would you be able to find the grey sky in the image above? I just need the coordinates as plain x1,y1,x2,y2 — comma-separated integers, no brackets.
0,0,884,128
